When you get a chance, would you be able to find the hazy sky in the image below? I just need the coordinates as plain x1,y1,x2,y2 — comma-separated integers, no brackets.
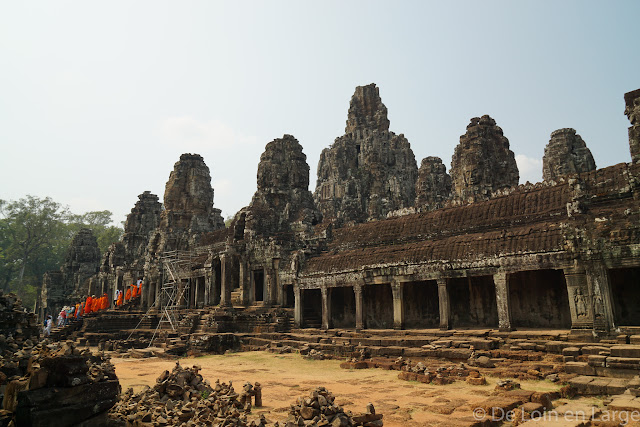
1,1,639,225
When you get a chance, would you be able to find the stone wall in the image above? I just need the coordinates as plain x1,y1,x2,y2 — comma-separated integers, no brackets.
625,88,640,163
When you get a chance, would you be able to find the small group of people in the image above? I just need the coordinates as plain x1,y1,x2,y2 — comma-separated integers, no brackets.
114,279,143,308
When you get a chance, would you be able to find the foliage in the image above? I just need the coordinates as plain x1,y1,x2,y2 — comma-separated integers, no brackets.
0,196,124,309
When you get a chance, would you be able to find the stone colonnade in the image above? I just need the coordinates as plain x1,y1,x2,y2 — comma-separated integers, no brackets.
296,260,622,332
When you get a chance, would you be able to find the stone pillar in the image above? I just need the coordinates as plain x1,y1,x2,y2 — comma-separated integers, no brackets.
391,280,405,330
212,265,220,306
493,272,513,331
321,286,331,330
240,259,250,306
264,269,273,307
354,284,364,331
220,253,232,307
193,278,200,309
563,265,594,329
154,281,161,309
204,274,211,307
294,284,303,328
586,262,616,332
273,258,282,306
437,278,450,330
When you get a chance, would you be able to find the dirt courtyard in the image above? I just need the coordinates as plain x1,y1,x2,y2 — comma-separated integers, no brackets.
112,351,566,426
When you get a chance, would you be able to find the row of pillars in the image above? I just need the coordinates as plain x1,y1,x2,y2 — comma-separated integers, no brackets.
294,264,616,332
128,255,284,310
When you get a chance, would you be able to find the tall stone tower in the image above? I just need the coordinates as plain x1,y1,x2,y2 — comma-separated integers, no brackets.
542,128,596,181
314,84,418,224
450,115,519,202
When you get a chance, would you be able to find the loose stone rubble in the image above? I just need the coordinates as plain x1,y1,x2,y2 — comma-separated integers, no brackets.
2,339,118,427
281,387,382,427
110,361,265,426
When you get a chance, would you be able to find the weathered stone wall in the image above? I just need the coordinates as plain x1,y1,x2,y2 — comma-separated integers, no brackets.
145,154,225,285
415,156,452,210
450,115,519,202
245,134,319,238
543,128,596,181
625,88,640,163
314,84,418,224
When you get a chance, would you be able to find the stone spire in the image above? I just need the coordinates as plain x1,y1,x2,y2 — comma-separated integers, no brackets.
147,154,224,258
625,88,640,163
62,228,101,295
315,84,417,224
345,83,390,135
542,128,596,181
415,156,452,210
246,134,319,237
121,191,162,268
450,115,519,202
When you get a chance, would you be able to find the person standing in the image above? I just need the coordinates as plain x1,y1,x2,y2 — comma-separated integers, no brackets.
44,315,53,337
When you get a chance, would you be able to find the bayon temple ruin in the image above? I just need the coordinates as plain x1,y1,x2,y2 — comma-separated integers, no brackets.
37,84,640,339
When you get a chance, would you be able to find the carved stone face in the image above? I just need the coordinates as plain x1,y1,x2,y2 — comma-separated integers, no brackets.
625,97,640,126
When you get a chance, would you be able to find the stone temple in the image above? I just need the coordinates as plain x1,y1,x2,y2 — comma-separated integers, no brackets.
37,84,640,341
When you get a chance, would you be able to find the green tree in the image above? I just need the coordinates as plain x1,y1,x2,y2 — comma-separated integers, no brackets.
0,196,124,309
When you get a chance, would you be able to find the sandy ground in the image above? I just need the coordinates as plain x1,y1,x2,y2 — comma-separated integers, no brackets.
112,351,567,426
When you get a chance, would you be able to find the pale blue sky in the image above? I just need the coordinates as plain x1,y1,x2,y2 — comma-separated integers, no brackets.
1,1,638,225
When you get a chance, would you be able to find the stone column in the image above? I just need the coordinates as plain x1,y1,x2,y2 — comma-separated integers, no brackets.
321,286,331,330
220,253,232,307
391,280,405,330
154,281,161,309
294,283,303,328
586,262,616,332
437,278,450,330
212,265,220,306
354,284,364,331
193,278,201,309
493,272,513,331
273,258,282,306
264,269,273,307
240,259,250,306
563,265,594,329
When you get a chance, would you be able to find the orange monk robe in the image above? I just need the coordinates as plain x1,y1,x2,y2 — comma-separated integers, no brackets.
75,303,80,318
102,294,109,310
132,284,138,298
85,297,92,314
125,288,132,301
92,298,99,313
117,293,123,306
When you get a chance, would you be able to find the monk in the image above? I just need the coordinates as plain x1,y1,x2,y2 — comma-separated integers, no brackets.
101,293,109,310
116,290,123,306
125,286,132,302
85,296,92,315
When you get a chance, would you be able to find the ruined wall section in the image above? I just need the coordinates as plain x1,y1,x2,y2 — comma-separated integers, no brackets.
543,128,596,181
450,115,519,202
415,156,452,210
625,88,640,163
314,84,418,224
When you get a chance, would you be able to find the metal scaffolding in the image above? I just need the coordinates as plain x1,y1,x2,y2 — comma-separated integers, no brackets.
128,250,200,345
